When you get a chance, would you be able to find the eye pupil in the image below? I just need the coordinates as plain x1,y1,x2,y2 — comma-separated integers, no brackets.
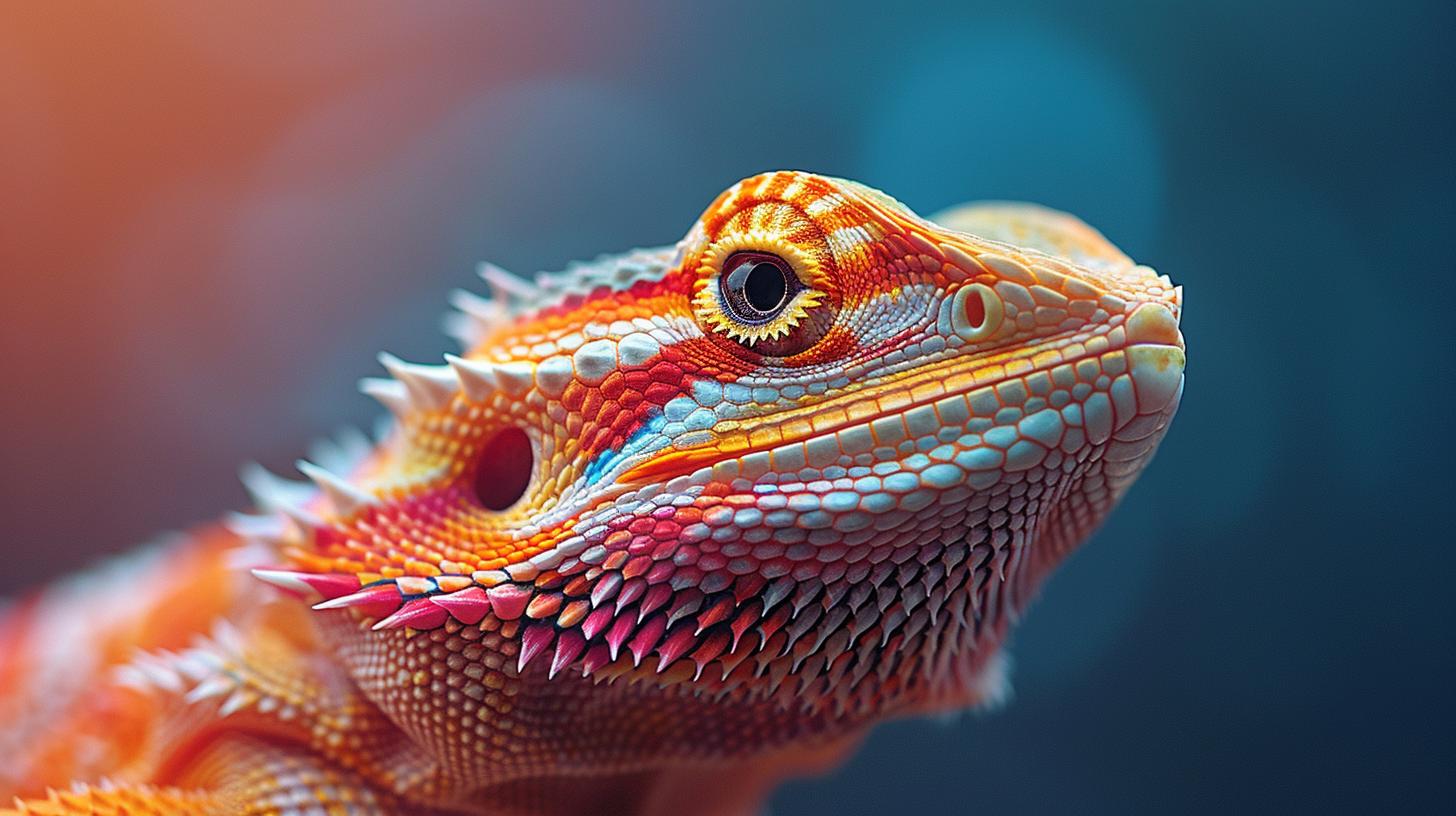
743,262,788,313
721,251,798,324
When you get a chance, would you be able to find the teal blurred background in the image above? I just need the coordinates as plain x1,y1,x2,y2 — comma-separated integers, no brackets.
1,1,1451,811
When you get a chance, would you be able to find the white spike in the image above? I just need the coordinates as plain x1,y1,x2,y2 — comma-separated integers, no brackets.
223,537,277,570
378,352,458,412
132,652,183,692
493,361,535,397
278,501,324,535
359,376,410,418
222,511,285,541
295,460,374,516
446,354,500,402
113,664,152,691
450,288,506,323
370,414,395,445
478,262,536,301
306,426,373,475
175,646,223,678
240,465,324,531
251,567,318,598
445,289,508,348
184,675,235,703
217,688,255,717
443,311,476,348
211,620,245,653
238,463,314,513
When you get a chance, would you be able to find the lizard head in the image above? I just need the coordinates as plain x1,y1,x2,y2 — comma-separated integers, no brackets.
246,171,1183,788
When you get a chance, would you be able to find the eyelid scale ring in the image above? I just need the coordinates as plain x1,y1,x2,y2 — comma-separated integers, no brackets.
690,230,828,348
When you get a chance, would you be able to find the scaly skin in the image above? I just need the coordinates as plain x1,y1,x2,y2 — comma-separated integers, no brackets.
0,172,1185,815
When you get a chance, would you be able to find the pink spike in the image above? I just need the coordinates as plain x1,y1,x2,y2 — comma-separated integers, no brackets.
756,605,791,645
313,584,403,618
654,625,699,673
373,598,448,631
690,630,732,680
628,615,668,667
733,573,766,604
589,572,622,608
301,572,363,600
665,589,704,628
549,630,586,679
251,569,362,601
581,605,616,640
729,601,762,651
605,614,637,660
645,560,675,584
615,577,646,613
487,584,532,621
251,568,321,599
637,583,673,623
666,588,704,626
518,624,555,673
430,586,490,625
695,595,736,634
581,644,613,676
761,576,796,613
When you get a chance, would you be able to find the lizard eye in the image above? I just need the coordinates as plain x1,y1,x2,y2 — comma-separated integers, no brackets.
720,252,800,324
692,242,830,357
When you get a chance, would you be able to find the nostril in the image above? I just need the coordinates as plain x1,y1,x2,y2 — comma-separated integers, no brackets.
474,427,534,511
963,286,986,329
951,283,1003,341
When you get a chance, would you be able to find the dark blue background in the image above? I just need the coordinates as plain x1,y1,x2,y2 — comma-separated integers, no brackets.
1,2,1450,812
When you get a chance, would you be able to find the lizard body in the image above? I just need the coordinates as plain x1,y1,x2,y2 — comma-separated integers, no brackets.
0,172,1184,815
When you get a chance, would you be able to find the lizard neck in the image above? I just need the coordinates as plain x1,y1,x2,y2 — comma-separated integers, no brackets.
455,733,864,816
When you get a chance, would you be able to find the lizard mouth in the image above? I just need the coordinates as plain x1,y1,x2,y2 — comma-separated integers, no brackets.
619,298,1183,485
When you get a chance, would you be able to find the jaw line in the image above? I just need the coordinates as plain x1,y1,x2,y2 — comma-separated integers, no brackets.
617,321,1145,486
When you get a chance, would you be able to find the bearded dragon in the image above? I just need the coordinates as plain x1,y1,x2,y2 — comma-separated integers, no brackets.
0,172,1184,815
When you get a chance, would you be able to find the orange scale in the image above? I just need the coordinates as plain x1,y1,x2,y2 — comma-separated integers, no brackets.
602,550,630,571
560,383,587,412
599,372,627,400
648,362,685,384
700,483,732,498
641,382,678,404
580,389,606,422
622,556,652,579
403,560,442,578
608,409,637,435
647,537,676,561
623,369,653,391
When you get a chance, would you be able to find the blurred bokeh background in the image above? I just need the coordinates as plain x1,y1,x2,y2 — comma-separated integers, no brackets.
2,1,1451,812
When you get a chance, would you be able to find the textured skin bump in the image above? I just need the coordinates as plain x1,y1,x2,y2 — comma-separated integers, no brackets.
0,172,1184,815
